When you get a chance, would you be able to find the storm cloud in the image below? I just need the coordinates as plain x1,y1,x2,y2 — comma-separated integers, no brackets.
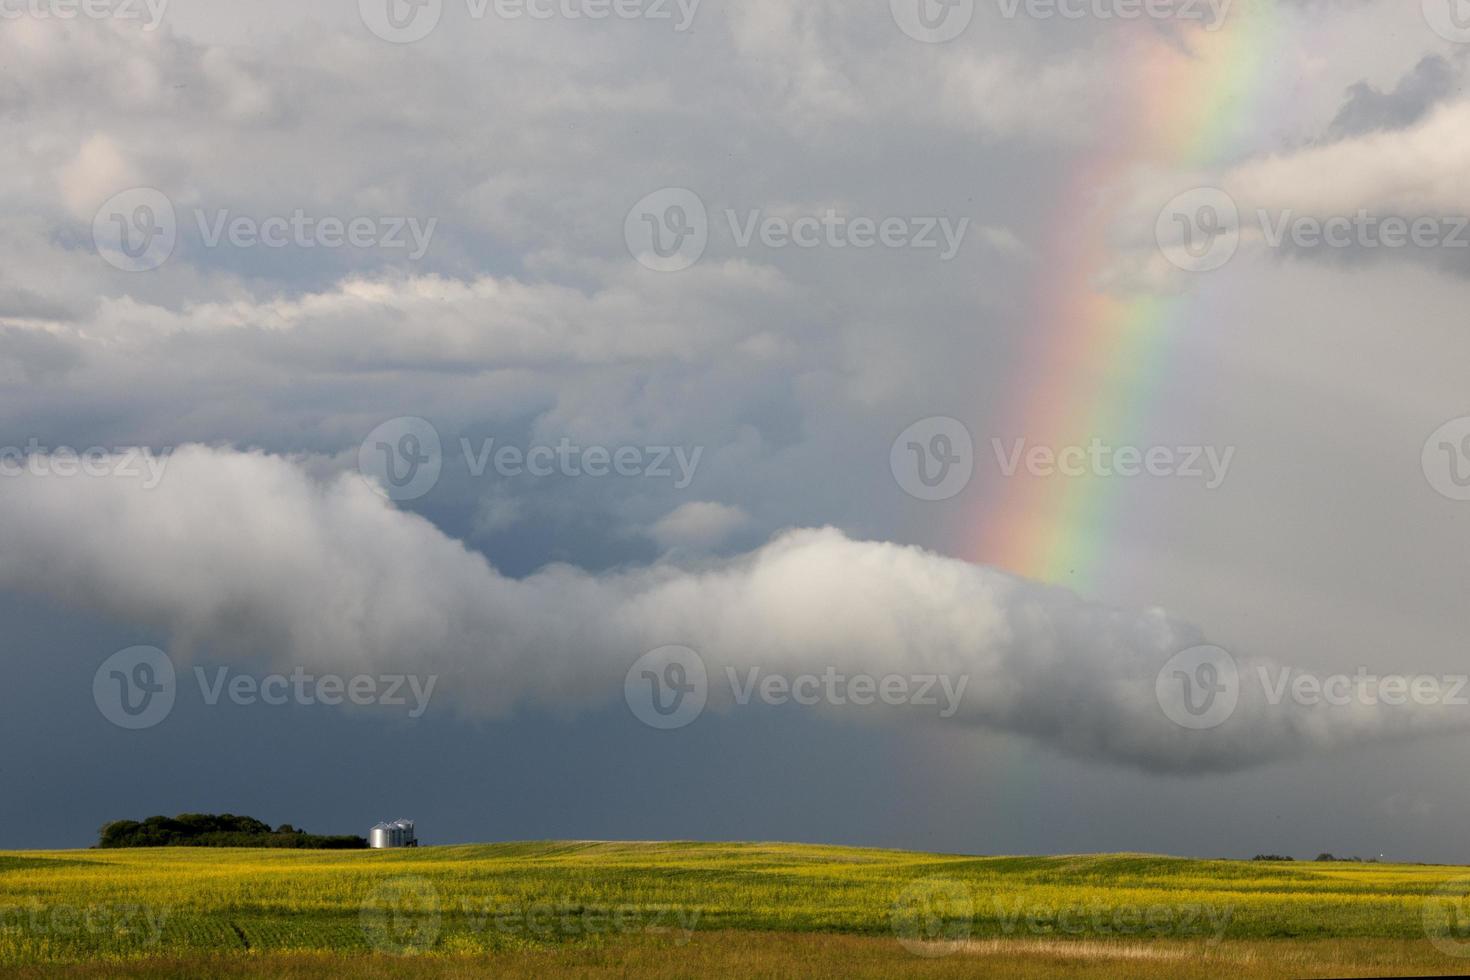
2,447,1464,774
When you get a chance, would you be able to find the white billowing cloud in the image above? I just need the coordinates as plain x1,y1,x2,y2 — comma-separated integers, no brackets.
647,501,750,550
57,134,139,221
1,446,1465,774
1101,95,1470,294
2,262,797,370
1227,100,1470,216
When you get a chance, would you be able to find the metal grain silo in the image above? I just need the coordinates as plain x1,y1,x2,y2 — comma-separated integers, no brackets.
370,818,418,848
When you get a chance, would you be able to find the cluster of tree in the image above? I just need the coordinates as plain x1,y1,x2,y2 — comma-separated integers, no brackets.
1252,852,1380,863
1314,853,1377,863
96,813,367,849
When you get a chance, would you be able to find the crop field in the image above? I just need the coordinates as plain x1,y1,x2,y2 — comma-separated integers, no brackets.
4,842,1470,977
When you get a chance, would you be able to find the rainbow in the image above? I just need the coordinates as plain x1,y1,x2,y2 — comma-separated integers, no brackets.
972,1,1292,590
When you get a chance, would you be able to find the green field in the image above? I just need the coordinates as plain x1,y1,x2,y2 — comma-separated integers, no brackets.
5,842,1470,977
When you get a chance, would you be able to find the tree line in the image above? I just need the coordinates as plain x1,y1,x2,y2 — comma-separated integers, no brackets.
96,813,367,849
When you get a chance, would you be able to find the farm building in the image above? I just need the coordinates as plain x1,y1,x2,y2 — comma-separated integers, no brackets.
369,819,418,848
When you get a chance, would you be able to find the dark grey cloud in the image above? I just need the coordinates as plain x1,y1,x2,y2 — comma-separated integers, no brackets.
1329,55,1460,139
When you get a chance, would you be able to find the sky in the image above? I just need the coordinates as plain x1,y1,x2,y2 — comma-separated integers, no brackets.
3,0,1470,860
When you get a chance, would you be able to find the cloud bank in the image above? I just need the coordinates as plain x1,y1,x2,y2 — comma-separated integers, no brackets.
1,446,1464,773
